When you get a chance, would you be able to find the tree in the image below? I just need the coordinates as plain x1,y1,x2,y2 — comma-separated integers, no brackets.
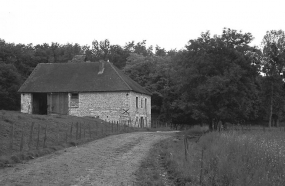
261,30,285,127
178,28,260,130
34,43,51,64
91,39,111,61
0,63,22,110
123,53,176,120
124,40,153,56
155,45,167,56
109,45,129,69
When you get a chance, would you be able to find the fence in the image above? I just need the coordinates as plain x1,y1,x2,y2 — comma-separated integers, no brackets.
3,120,135,156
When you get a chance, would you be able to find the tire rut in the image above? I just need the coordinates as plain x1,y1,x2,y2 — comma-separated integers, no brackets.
0,132,174,186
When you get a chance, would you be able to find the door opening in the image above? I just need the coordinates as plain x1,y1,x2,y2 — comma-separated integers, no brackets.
140,117,144,128
32,93,47,115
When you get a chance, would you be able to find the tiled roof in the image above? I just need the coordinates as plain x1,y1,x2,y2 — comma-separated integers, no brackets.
18,61,151,95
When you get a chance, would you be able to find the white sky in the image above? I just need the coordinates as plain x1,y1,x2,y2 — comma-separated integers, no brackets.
1,0,284,51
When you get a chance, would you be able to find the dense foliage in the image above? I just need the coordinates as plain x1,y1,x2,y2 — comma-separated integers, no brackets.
1,28,285,127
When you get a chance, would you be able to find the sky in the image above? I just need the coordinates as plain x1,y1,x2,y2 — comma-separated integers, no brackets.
1,0,285,51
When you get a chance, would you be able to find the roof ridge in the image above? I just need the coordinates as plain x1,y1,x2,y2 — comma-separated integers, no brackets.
109,62,132,91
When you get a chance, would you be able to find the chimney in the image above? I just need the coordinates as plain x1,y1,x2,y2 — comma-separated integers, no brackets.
68,55,86,63
98,60,105,74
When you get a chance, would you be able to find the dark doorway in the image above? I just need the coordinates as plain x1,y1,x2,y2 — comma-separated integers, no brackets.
32,93,48,115
140,117,144,128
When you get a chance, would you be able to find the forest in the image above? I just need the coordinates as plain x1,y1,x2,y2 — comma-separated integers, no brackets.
1,28,285,129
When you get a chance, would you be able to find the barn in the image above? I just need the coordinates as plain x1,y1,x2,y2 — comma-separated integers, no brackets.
18,58,151,127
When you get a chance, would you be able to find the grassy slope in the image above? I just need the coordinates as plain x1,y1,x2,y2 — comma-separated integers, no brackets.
0,110,137,167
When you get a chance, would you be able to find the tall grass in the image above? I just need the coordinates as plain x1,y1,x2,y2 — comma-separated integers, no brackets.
155,127,285,185
199,130,285,186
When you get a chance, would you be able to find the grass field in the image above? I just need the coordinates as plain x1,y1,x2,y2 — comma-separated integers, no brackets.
138,126,285,186
198,130,285,186
0,110,140,167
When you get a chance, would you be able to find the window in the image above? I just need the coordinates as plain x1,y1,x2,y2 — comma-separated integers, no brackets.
70,93,79,107
145,98,147,110
141,98,143,108
136,97,138,108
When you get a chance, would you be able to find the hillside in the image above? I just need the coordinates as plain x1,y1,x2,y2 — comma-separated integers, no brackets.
0,110,134,167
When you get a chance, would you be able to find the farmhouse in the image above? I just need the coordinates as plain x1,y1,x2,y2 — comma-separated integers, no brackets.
18,58,151,127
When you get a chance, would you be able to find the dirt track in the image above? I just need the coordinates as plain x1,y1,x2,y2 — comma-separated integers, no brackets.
0,132,174,186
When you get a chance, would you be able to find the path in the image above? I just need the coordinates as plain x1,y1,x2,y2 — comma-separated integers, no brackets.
0,132,174,186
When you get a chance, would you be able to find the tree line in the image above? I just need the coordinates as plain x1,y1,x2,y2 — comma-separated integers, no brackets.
1,28,285,128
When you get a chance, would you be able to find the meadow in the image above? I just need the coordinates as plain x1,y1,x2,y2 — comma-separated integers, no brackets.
141,126,285,186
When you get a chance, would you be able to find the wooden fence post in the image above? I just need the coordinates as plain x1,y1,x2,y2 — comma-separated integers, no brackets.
9,122,14,150
43,123,47,148
65,129,68,143
200,149,204,185
20,124,24,151
112,121,114,133
56,123,59,144
28,122,35,150
36,123,40,150
89,123,91,139
95,121,98,137
70,122,73,139
79,122,82,140
76,122,78,140
84,124,86,139
184,136,188,161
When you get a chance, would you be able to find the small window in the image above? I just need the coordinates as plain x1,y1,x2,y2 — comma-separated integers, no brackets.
136,97,138,108
145,98,147,110
70,93,79,108
141,98,143,108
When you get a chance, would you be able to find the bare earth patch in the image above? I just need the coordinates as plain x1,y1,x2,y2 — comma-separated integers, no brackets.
0,132,174,186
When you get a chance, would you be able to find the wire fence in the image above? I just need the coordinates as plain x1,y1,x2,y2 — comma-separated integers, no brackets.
5,120,136,155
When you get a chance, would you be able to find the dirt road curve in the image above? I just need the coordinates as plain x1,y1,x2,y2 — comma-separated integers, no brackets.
0,132,174,186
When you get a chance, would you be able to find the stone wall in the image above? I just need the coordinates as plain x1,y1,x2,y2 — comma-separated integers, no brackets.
69,91,129,123
129,92,151,127
69,91,151,127
20,91,151,127
21,93,32,114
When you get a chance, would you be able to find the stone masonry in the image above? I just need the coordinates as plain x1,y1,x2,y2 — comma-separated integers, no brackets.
21,93,32,114
69,91,151,127
20,91,151,127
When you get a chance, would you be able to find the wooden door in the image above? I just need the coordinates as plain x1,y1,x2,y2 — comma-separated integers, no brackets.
48,93,68,115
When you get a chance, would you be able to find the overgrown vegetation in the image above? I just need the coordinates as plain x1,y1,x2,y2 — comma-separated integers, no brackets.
145,126,285,186
198,130,285,185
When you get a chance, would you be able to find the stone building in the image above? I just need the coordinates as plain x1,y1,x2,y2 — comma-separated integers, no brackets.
18,60,151,127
